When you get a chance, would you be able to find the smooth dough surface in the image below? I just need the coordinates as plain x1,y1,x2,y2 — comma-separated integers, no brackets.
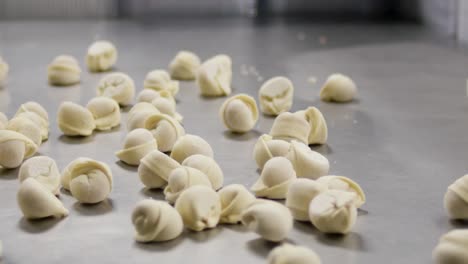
267,244,321,264
97,72,135,106
270,112,310,144
444,174,468,220
241,199,293,242
115,128,158,166
295,107,328,145
286,141,329,179
218,184,256,224
138,150,181,189
18,156,61,195
86,40,117,72
251,157,296,199
320,73,357,102
253,134,290,170
0,130,37,169
316,175,365,208
17,178,68,219
7,116,42,147
127,102,160,131
169,50,201,80
164,166,212,204
308,190,357,234
144,70,179,96
170,134,214,163
219,93,258,133
433,229,468,264
86,96,121,131
182,154,223,190
57,101,96,136
197,54,232,97
152,96,182,122
137,89,176,105
132,199,183,242
175,185,221,231
144,113,185,152
15,101,49,140
259,76,294,116
0,56,9,87
286,178,327,221
47,55,81,86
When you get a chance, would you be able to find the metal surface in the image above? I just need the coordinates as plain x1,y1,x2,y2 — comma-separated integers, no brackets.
0,19,466,263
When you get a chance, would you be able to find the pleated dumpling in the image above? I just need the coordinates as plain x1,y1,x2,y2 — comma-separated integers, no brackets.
267,244,321,264
270,112,310,144
164,166,212,204
197,54,232,97
170,134,214,163
57,101,96,136
316,175,365,208
0,130,37,169
144,113,185,152
15,101,49,141
138,150,181,189
286,178,327,221
285,141,329,179
433,229,468,264
169,50,201,80
18,156,61,195
86,96,121,131
115,129,158,166
295,107,328,145
182,154,223,190
127,102,160,131
444,174,468,220
6,116,42,147
144,70,179,96
218,184,255,224
253,134,290,170
97,72,135,106
251,157,296,199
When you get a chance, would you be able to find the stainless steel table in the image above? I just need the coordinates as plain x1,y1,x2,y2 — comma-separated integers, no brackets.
0,19,466,263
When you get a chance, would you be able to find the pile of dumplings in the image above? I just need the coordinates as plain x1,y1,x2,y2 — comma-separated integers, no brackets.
4,39,424,264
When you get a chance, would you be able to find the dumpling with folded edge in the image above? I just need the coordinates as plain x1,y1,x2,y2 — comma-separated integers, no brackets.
86,40,117,72
286,178,327,221
86,96,121,131
152,96,182,122
444,174,468,220
316,175,365,208
270,112,310,144
137,89,176,105
127,102,160,131
197,54,232,97
138,150,181,189
97,72,135,106
18,156,61,195
132,199,183,242
251,157,296,199
0,130,37,169
258,76,294,116
144,70,179,96
169,50,201,80
144,113,185,152
47,55,81,86
57,101,96,136
295,107,328,145
15,101,49,141
164,166,212,204
182,154,223,190
285,140,329,179
252,134,290,170
218,184,255,224
6,116,42,147
170,134,214,164
115,129,158,166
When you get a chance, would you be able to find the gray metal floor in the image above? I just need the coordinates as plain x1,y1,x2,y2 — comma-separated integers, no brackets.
0,19,467,263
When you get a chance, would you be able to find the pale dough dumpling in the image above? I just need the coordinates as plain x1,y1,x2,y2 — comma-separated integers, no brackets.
170,134,214,163
182,154,223,190
295,107,328,145
15,101,49,140
0,112,8,129
47,55,81,86
115,128,158,166
241,199,293,242
57,101,96,136
0,130,37,169
152,96,182,122
270,112,310,144
164,166,212,204
61,157,93,190
218,184,255,224
197,54,232,97
219,94,258,133
169,51,201,80
175,185,221,231
267,244,321,264
433,229,468,264
62,158,113,204
320,73,357,102
258,76,294,116
138,150,181,189
144,70,179,96
18,156,61,195
132,199,184,243
286,178,327,221
6,116,42,147
286,141,329,179
97,72,135,106
0,56,9,87
86,40,117,72
144,113,185,152
308,190,357,234
253,134,290,170
316,175,365,208
251,157,296,199
444,174,468,220
127,102,160,131
86,97,121,131
17,178,68,219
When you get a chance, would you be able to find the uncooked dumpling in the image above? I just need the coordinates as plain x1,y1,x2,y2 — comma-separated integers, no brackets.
169,51,201,80
132,199,183,242
182,154,223,190
86,96,121,131
115,128,158,166
47,55,81,86
97,72,135,106
0,56,9,87
137,89,176,105
444,174,468,220
258,76,294,116
251,157,296,199
15,101,49,141
170,134,214,163
0,130,37,169
316,175,365,208
127,102,160,131
0,112,7,129
285,141,329,179
320,73,357,102
241,199,293,242
175,185,221,231
219,93,258,133
17,178,68,219
144,70,179,96
267,244,321,264
286,178,327,221
57,101,96,136
138,150,181,189
86,40,117,72
433,229,468,264
270,112,310,144
197,54,232,97
144,113,185,152
295,107,328,145
164,166,212,204
6,116,42,147
18,156,61,195
253,134,290,170
218,184,255,224
152,96,182,122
